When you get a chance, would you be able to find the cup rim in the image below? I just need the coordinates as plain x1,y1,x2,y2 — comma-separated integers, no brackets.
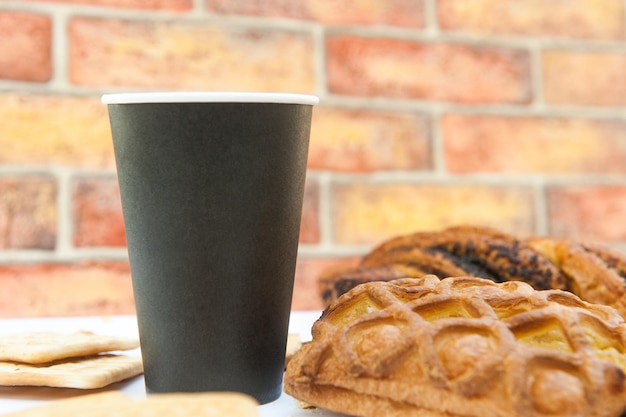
101,92,319,105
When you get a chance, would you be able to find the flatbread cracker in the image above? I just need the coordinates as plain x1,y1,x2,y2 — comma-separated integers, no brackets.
0,354,143,389
0,332,139,364
4,391,259,417
0,331,139,364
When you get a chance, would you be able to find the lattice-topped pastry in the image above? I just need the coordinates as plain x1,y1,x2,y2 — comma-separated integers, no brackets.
286,276,626,417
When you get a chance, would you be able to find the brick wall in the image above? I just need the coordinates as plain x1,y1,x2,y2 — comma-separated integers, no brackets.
0,0,625,316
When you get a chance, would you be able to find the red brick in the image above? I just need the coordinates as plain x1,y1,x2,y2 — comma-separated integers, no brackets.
20,0,192,10
300,179,320,244
331,183,535,245
0,176,57,250
0,93,114,168
326,35,530,104
73,177,126,247
293,256,360,310
309,107,431,172
0,258,332,316
0,262,134,318
442,115,626,174
438,0,625,39
0,11,51,82
207,0,424,28
543,50,626,107
547,185,626,243
69,18,316,92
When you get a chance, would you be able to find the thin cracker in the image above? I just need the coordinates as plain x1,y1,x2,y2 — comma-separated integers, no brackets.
0,354,143,389
3,391,259,417
138,392,259,417
285,333,301,368
0,331,139,364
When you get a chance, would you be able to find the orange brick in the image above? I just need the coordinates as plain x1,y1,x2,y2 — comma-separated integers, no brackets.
0,93,114,168
73,177,126,247
207,0,424,27
543,50,626,106
0,176,57,250
547,185,626,243
326,35,530,104
69,18,316,92
20,0,192,10
331,183,535,245
309,107,431,172
443,115,626,174
438,0,624,39
0,262,134,317
293,256,360,310
300,179,320,244
0,11,52,82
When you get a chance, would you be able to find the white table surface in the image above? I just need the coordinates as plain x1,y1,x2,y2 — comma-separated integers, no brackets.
0,312,347,416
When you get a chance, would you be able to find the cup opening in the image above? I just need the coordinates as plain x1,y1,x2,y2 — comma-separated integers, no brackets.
101,92,319,106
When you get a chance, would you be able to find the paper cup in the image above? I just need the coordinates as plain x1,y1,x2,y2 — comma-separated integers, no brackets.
103,92,318,403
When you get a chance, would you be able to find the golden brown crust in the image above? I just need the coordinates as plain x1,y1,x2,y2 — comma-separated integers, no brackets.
319,265,413,307
287,276,626,417
526,237,626,320
322,226,570,306
320,226,626,320
582,243,626,279
362,227,566,290
364,247,480,278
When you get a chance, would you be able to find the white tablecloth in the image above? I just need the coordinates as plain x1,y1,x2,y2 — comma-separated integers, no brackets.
0,312,346,416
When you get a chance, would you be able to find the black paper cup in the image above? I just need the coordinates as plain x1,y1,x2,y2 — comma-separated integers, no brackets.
101,92,318,404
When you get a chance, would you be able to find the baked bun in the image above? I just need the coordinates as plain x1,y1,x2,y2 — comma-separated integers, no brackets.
288,276,626,417
319,226,626,318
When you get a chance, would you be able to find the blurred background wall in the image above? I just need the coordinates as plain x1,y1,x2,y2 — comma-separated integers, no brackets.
0,0,625,316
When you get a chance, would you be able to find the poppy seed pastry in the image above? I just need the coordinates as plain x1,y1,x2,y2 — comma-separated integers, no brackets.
318,226,626,320
320,226,569,307
287,276,626,417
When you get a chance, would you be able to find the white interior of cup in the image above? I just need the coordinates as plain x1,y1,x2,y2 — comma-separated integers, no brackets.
101,92,319,106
